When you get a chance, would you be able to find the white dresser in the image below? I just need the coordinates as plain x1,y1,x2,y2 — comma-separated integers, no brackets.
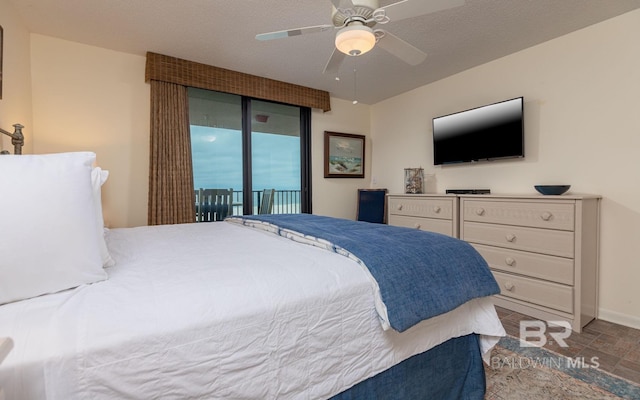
459,195,600,332
387,194,459,237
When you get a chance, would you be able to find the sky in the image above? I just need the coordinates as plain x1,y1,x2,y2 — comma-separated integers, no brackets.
190,125,301,192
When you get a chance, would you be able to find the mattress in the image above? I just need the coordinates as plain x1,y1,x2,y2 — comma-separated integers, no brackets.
0,221,505,399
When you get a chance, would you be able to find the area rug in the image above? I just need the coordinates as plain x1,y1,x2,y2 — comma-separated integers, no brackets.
485,336,640,399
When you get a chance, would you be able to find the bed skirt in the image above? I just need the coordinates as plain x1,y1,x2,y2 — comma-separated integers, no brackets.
331,334,485,400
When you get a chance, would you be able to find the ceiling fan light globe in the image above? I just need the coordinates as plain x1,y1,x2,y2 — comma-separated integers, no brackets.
335,25,375,56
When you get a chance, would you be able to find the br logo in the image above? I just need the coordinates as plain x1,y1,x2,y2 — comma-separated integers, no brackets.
519,320,572,347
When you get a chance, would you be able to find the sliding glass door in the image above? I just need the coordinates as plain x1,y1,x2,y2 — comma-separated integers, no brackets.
188,88,310,220
250,100,302,215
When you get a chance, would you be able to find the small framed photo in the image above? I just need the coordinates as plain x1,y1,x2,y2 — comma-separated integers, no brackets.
324,131,365,178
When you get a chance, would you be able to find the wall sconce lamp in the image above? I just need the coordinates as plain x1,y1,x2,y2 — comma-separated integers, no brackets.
0,123,24,155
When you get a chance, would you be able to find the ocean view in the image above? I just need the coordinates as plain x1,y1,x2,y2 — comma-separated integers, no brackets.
191,125,301,192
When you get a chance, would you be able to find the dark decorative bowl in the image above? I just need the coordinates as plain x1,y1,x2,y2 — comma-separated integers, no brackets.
534,185,571,195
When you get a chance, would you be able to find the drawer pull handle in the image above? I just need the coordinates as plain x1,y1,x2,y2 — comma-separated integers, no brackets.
397,204,403,211
505,257,516,266
475,208,485,216
540,211,552,221
504,281,515,291
414,223,421,229
433,206,441,213
506,234,516,242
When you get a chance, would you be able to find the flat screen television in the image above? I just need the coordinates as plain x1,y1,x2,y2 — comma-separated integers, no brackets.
432,97,524,165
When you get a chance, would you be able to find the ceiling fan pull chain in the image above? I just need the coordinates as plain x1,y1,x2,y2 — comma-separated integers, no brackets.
352,67,359,105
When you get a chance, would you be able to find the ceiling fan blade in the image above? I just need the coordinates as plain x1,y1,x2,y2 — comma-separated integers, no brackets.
323,48,346,75
256,24,334,41
376,31,427,66
380,0,464,22
330,0,356,12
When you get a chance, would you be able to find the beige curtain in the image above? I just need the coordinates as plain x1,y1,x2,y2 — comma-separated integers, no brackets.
148,80,195,225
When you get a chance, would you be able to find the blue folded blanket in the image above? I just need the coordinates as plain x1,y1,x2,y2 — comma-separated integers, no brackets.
228,214,499,332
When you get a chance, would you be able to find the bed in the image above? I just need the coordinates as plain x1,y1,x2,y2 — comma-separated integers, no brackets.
0,152,505,399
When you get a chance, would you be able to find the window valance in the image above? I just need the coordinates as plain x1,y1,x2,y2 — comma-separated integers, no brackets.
145,52,331,112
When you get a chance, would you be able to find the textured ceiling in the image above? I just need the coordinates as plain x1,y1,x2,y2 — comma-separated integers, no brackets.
8,0,640,104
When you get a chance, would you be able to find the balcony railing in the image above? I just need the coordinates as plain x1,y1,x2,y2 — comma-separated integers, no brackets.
232,190,301,215
195,189,301,222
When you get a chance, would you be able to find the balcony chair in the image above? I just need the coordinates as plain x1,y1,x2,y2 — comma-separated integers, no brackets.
196,188,233,222
258,188,275,215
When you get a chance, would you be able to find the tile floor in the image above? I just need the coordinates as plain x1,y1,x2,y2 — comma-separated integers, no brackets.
495,306,640,385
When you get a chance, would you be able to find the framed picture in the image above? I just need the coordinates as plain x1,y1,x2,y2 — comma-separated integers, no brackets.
324,131,365,178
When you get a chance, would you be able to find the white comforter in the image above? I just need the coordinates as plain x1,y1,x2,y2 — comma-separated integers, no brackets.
0,221,505,399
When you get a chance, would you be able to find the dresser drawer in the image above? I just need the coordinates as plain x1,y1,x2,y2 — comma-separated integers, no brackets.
463,221,574,258
493,271,573,313
388,197,453,220
472,244,574,285
462,199,575,231
388,215,454,237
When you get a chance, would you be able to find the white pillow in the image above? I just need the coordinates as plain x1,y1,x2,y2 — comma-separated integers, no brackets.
92,167,115,267
0,152,108,305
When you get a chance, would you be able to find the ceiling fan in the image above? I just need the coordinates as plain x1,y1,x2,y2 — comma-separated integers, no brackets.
256,0,465,74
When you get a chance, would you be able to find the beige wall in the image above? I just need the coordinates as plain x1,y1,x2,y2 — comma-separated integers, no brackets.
30,35,150,228
0,0,32,153
370,9,640,328
312,98,372,220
